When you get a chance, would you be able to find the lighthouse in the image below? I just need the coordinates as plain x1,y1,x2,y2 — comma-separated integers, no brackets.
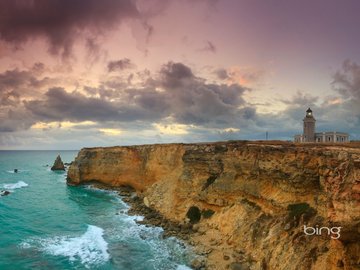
303,108,316,142
294,108,349,143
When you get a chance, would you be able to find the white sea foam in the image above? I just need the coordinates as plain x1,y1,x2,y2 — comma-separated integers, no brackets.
176,265,193,270
120,213,144,223
19,242,31,249
2,181,28,190
112,213,193,269
6,169,29,173
41,225,109,268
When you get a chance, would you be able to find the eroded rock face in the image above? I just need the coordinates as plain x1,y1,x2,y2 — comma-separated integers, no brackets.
51,155,65,171
67,141,360,270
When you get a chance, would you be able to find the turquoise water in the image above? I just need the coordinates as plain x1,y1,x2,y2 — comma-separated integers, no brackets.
0,151,193,270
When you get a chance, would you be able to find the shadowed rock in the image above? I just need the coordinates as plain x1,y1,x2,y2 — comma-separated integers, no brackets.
1,190,10,196
51,155,65,171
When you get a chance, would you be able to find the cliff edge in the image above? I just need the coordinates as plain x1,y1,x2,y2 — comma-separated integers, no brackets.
67,141,360,270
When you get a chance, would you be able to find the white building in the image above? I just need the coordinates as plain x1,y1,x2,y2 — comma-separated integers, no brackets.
294,108,349,143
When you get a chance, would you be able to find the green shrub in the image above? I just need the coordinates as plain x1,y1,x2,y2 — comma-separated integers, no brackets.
202,209,215,218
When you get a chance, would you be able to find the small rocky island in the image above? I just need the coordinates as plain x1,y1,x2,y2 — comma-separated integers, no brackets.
0,190,10,196
51,155,65,171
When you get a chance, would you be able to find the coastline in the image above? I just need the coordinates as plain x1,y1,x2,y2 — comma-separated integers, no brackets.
90,183,209,269
67,141,360,270
79,182,267,270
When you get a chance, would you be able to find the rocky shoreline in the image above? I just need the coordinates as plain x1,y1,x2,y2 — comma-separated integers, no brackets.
90,183,210,269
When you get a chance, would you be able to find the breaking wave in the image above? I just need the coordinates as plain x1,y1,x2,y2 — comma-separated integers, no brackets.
22,225,110,268
2,181,28,190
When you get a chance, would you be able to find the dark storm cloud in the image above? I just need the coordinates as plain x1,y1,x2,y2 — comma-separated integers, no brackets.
330,60,360,133
0,64,54,133
280,91,319,108
159,61,195,88
0,67,48,106
25,87,124,122
0,69,34,92
0,108,35,132
85,37,103,65
213,67,264,85
21,62,252,127
0,0,139,57
215,68,229,80
24,87,166,122
0,91,20,106
0,65,55,96
107,58,135,72
5,60,360,141
156,61,249,125
332,60,360,101
31,62,46,75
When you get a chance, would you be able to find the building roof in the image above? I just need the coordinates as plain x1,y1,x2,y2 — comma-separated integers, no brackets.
315,132,349,136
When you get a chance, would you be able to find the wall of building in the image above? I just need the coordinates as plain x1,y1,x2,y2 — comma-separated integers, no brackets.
315,133,349,143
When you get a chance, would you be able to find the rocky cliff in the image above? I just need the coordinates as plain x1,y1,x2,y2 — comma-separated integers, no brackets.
67,141,360,270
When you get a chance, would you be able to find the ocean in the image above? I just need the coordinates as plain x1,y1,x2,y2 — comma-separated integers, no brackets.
0,151,193,270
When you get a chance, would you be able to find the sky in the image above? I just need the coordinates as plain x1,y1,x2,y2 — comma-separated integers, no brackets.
1,0,360,150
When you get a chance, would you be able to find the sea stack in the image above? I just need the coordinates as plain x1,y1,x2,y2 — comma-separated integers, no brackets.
51,155,65,171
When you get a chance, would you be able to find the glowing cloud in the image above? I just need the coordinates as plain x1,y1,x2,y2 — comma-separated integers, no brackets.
99,128,122,136
31,121,96,130
153,123,191,135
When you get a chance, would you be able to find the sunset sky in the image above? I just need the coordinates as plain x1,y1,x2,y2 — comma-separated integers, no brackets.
1,0,360,149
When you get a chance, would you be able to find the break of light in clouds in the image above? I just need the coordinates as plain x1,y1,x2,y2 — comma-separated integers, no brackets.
0,0,360,149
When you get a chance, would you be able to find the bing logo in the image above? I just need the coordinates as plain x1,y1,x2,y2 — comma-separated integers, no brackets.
303,225,341,239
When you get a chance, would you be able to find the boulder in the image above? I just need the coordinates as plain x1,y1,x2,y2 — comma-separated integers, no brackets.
51,155,65,171
143,196,150,207
1,190,10,196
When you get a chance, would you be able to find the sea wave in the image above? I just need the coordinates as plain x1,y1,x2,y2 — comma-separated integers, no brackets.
2,181,28,190
113,213,193,269
40,225,109,268
6,169,29,173
176,265,193,270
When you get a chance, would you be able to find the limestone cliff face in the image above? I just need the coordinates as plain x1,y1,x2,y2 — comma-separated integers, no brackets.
67,141,360,270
